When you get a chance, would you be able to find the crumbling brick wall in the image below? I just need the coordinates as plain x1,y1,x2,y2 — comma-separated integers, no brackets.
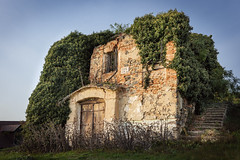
87,34,193,138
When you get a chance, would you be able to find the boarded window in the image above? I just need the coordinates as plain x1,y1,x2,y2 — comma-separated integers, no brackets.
105,49,118,73
79,99,105,135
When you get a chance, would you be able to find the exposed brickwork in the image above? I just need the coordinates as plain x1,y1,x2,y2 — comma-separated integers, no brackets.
68,34,194,138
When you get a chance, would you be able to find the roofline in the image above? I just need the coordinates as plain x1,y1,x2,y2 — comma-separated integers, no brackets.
0,121,25,125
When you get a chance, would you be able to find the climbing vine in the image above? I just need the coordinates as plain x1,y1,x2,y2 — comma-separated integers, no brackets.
129,10,225,111
26,30,114,126
26,9,227,126
130,10,192,66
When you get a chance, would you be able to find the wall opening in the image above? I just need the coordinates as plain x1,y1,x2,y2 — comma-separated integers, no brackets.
105,49,118,73
78,98,105,135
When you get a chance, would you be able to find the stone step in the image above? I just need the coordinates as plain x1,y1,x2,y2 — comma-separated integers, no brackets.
207,107,226,109
194,121,222,125
205,110,226,113
192,125,222,131
193,119,223,123
195,117,223,120
206,109,227,111
206,107,227,110
194,123,222,126
203,117,224,120
203,115,225,119
194,124,222,128
204,112,224,116
193,122,222,126
194,126,222,130
203,120,224,123
206,109,226,112
203,118,224,121
205,112,226,115
189,125,222,130
196,120,223,124
208,105,227,107
206,112,226,114
184,103,228,140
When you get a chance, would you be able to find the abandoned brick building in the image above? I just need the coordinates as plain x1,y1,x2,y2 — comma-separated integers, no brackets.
66,34,195,138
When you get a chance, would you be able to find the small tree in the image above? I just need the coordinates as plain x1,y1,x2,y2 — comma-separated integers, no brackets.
224,70,240,103
110,23,130,34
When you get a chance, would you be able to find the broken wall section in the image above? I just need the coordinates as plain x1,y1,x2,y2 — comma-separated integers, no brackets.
88,34,194,138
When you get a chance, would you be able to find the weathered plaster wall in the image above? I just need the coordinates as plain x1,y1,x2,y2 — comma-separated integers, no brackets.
67,34,194,138
66,85,119,133
88,34,185,137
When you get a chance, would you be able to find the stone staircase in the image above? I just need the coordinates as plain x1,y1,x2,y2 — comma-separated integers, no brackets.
183,103,228,140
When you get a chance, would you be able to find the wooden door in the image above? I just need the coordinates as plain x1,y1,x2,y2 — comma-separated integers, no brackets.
79,99,105,135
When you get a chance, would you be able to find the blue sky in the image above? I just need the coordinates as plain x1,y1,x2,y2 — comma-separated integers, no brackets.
0,0,239,121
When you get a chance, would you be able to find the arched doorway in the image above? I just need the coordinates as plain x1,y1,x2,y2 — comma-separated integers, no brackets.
78,98,105,135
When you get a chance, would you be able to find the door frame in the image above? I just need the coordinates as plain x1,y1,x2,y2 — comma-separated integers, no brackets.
78,98,105,135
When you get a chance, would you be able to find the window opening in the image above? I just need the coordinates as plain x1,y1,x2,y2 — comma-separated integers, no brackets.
105,49,117,73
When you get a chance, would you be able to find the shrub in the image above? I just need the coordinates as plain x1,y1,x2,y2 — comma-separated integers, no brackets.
21,122,70,153
21,120,172,153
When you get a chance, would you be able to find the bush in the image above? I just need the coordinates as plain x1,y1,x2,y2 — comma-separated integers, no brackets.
21,122,70,153
26,30,115,126
70,120,172,151
21,120,172,153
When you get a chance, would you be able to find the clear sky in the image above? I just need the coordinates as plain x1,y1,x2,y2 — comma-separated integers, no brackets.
0,0,239,121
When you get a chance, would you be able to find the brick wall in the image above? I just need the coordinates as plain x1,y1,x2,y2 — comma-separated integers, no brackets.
85,34,194,137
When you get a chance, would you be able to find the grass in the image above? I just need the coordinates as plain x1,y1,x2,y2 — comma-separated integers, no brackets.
1,103,240,160
1,137,239,160
0,149,170,160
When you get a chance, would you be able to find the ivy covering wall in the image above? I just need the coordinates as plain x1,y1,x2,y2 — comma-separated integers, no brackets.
26,31,114,125
129,10,226,112
26,9,227,126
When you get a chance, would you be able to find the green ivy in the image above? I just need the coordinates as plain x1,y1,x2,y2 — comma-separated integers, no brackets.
129,10,225,112
26,30,114,125
26,9,227,126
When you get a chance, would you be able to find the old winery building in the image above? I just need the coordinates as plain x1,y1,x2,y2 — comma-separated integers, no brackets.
66,34,195,138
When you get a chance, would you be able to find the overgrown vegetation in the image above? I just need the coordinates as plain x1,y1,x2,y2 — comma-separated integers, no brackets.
222,70,240,103
1,103,237,159
20,120,171,153
26,30,114,126
26,9,239,127
1,8,237,160
110,23,130,34
129,10,229,113
1,132,240,159
2,105,240,159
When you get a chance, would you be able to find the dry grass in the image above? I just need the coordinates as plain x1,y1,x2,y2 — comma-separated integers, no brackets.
21,120,172,153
